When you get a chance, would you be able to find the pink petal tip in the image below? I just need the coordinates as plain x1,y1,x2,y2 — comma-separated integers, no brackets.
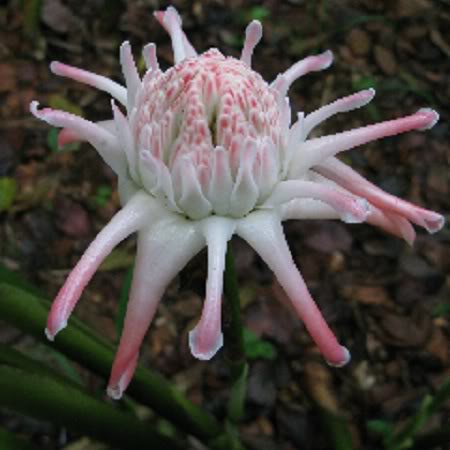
107,384,123,400
416,108,439,130
326,346,351,367
424,213,445,234
188,327,223,361
44,319,67,341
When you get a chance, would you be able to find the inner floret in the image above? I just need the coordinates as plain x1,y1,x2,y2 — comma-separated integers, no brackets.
132,49,287,219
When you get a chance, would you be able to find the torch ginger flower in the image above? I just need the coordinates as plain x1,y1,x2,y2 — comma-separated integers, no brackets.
31,6,444,400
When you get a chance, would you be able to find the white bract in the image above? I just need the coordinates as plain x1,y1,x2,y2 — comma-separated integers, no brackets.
31,6,443,400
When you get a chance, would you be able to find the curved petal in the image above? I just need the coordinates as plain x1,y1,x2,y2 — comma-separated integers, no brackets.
262,180,370,224
57,120,116,148
107,215,205,399
272,50,333,97
112,100,137,180
189,217,235,360
45,191,159,340
289,109,439,177
30,101,126,175
369,207,416,245
240,20,263,67
154,6,197,62
316,157,445,233
120,41,141,111
142,43,160,71
237,211,350,367
281,198,341,221
50,61,127,105
304,89,375,137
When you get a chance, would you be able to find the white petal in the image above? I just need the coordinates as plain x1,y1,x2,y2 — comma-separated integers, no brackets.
45,191,158,340
108,215,205,398
30,101,126,175
289,109,440,177
304,89,375,137
207,147,233,215
120,41,141,111
237,211,350,367
50,61,127,106
240,20,263,67
189,217,236,360
230,140,259,217
174,157,212,219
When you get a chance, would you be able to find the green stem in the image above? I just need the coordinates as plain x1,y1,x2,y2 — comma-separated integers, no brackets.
0,365,181,449
0,283,223,445
223,244,248,427
0,343,81,389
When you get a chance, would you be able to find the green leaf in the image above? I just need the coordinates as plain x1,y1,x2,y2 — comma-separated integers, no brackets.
93,185,112,208
243,328,277,360
0,177,17,211
0,283,224,444
0,264,44,297
0,365,182,449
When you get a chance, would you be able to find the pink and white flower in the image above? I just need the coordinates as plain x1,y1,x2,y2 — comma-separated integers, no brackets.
31,6,443,399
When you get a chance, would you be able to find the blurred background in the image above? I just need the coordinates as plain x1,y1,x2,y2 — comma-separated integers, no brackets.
0,0,449,449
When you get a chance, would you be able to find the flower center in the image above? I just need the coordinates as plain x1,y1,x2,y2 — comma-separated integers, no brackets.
132,49,287,219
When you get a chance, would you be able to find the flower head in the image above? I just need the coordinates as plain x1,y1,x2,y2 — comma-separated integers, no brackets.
31,6,444,399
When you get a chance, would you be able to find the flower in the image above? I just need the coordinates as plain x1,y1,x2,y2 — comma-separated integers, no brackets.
31,6,443,399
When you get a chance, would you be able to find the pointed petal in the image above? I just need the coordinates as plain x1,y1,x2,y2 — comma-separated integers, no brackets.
45,191,158,340
31,101,126,175
237,211,350,367
240,20,262,67
142,43,160,71
281,198,341,221
107,216,205,398
139,150,181,213
107,352,138,400
282,112,305,177
111,100,137,180
273,50,333,96
207,147,233,215
229,140,259,217
174,156,212,219
304,89,375,137
120,41,141,111
57,120,116,148
316,157,444,233
368,207,416,245
189,217,235,360
154,7,197,62
289,109,439,177
262,180,370,223
50,61,127,105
